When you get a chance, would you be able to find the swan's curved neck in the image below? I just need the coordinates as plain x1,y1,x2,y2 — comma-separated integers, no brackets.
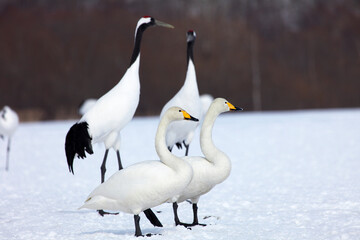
200,107,232,183
200,108,230,168
155,116,183,170
200,108,219,160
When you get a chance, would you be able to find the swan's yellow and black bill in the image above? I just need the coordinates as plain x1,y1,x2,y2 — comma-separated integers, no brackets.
155,19,174,29
226,102,243,111
182,110,199,122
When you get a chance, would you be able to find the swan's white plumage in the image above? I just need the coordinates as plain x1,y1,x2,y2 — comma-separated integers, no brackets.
82,160,189,214
176,98,238,204
160,32,201,150
79,107,194,215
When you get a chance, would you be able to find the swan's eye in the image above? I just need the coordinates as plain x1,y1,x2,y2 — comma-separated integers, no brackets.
179,110,181,112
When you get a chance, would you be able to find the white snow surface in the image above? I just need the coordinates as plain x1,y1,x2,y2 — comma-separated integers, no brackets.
1,108,360,240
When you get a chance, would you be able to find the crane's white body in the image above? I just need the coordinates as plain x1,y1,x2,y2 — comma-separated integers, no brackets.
160,59,202,149
199,94,214,120
0,106,19,171
78,98,97,116
0,106,19,138
80,57,140,149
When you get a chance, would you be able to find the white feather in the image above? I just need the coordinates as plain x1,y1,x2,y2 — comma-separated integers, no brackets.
79,107,194,215
160,51,202,149
176,98,238,204
80,57,140,149
0,106,19,137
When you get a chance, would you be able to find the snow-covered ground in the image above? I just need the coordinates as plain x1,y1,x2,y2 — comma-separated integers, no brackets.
1,108,360,240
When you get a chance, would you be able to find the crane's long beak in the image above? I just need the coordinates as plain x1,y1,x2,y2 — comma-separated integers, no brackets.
155,19,174,29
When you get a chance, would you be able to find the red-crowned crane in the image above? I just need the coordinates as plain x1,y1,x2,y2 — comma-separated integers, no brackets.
160,30,202,156
0,106,19,171
65,16,173,224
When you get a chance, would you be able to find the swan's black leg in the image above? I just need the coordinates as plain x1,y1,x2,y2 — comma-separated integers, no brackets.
144,208,163,227
134,215,143,237
173,202,206,227
192,203,206,226
183,141,189,156
173,202,181,226
116,150,123,170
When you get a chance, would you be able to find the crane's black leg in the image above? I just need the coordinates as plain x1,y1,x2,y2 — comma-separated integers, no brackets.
183,141,190,156
100,149,109,183
5,138,10,171
98,149,118,217
175,142,183,150
116,150,123,170
134,215,143,237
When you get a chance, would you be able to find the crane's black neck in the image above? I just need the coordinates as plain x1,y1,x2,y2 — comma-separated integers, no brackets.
129,24,149,66
187,40,195,65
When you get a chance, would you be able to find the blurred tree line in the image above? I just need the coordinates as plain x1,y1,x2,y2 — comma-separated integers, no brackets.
0,0,359,120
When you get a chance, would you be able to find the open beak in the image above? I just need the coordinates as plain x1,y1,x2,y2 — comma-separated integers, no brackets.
182,110,199,122
227,102,243,111
155,19,174,29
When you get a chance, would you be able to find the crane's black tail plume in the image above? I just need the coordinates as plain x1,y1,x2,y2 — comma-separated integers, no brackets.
65,122,93,174
144,209,163,227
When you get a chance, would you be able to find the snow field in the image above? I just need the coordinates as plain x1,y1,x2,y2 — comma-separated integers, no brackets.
1,109,360,239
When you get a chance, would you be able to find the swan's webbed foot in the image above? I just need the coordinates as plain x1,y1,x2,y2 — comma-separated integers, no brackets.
173,202,206,229
173,202,206,228
176,221,206,228
142,233,162,237
97,209,119,217
135,233,161,237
